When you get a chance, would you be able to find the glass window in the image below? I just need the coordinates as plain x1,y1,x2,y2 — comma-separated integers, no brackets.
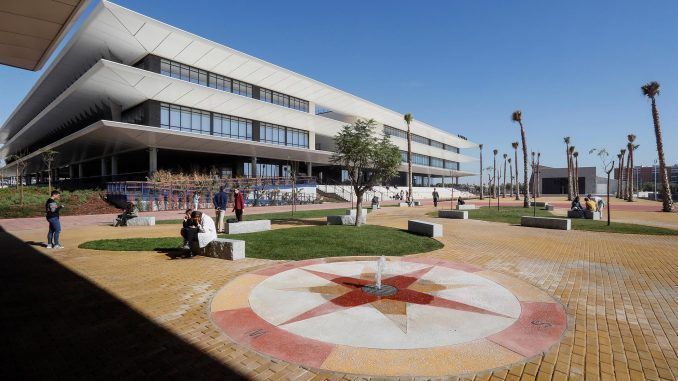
161,59,170,76
430,157,444,168
170,105,181,130
160,104,169,127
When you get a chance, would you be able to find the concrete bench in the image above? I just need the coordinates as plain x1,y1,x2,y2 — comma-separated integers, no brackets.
455,204,476,210
544,204,555,211
113,216,155,226
399,201,422,207
346,209,368,219
191,238,245,260
521,216,571,230
225,220,271,234
529,201,548,207
327,215,365,225
407,220,443,237
567,210,601,220
438,210,468,219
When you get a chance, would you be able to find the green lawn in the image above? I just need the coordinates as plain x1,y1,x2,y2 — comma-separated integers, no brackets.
78,224,443,260
156,207,369,225
428,206,678,235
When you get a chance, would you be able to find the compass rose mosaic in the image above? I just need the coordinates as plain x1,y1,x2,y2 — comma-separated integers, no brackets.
210,257,567,377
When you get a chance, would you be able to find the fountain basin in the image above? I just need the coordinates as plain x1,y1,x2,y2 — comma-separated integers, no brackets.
361,284,398,296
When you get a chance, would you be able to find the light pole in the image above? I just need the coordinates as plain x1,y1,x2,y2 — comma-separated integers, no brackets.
654,159,658,201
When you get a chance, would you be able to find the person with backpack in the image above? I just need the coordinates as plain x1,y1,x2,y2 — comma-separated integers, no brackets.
45,190,64,249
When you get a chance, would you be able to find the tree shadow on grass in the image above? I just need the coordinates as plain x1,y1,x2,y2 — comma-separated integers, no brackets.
0,226,248,380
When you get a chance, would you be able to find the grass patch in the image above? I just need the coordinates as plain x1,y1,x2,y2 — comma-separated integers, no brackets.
156,208,370,225
79,224,443,260
0,186,109,218
428,206,677,235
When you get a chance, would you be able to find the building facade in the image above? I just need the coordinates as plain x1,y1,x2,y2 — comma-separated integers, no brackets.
533,166,617,196
0,1,477,188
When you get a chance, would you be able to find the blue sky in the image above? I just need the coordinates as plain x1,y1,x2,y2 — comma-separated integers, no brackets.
1,0,677,181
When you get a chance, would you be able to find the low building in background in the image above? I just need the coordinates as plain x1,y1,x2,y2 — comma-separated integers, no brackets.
531,166,618,196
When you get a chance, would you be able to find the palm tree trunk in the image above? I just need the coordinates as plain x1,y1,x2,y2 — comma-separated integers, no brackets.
566,146,572,200
619,156,625,199
519,123,529,207
502,159,507,197
625,152,631,200
407,123,413,205
574,157,579,196
650,98,673,211
616,160,621,198
628,148,634,202
509,162,514,197
492,156,497,198
514,149,519,200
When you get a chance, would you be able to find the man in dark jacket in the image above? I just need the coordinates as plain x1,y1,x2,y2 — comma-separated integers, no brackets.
45,190,64,249
213,186,229,233
432,188,440,207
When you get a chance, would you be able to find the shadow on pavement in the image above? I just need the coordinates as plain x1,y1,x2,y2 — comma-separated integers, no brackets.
0,226,249,380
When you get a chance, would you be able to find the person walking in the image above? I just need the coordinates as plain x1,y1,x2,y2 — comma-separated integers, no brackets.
192,191,200,211
232,188,245,222
45,190,64,249
432,188,440,207
213,186,228,233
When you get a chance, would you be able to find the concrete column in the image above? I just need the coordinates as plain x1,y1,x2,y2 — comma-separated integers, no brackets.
111,156,118,176
308,101,316,115
100,158,108,177
307,162,312,177
69,165,75,179
148,148,158,176
308,132,316,150
78,163,84,179
251,156,257,178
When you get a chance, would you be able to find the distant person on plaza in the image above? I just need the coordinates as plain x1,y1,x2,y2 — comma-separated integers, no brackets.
400,190,405,200
588,193,605,213
181,211,217,256
432,188,440,207
180,208,195,248
114,202,139,227
571,196,585,218
232,188,245,222
371,195,380,209
213,186,229,233
192,191,200,210
45,190,64,249
457,196,466,205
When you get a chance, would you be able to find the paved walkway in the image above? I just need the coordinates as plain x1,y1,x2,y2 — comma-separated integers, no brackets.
1,204,677,380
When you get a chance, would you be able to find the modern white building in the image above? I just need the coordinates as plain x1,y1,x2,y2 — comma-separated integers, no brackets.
0,1,477,188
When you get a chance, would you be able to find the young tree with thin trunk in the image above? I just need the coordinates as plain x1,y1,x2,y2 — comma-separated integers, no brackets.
508,157,514,198
641,81,673,211
573,151,579,196
511,142,519,200
626,134,636,202
502,153,507,197
616,153,623,198
511,111,530,207
531,151,535,196
479,144,484,200
619,149,626,199
536,152,541,197
331,119,401,226
41,149,58,194
403,113,414,206
492,149,498,198
563,137,573,200
590,148,615,226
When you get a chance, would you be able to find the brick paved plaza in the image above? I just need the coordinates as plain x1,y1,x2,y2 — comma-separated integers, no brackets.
1,199,677,380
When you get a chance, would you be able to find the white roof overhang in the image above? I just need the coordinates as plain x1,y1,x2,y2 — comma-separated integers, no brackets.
0,0,476,150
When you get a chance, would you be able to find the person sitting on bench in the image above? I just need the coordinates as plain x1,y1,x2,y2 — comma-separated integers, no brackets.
114,202,138,226
180,208,195,247
181,210,217,256
457,197,466,205
571,196,586,218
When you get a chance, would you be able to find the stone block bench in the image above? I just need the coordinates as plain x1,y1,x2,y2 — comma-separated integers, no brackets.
225,220,271,234
399,201,422,207
567,210,601,220
407,220,443,237
545,204,555,211
113,216,155,226
346,209,368,219
529,201,548,207
327,215,365,225
521,216,571,230
455,204,476,210
191,238,245,260
438,210,468,219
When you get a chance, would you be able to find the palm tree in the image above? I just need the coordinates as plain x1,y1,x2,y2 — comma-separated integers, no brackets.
512,111,530,207
511,141,520,200
502,153,508,197
619,149,627,200
616,153,623,198
492,149,498,198
573,150,579,196
479,144,484,200
563,137,573,200
404,113,413,205
642,81,673,211
531,151,536,196
626,134,637,202
508,157,514,198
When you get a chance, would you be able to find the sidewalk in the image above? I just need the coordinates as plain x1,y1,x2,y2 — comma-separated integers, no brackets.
0,202,353,233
